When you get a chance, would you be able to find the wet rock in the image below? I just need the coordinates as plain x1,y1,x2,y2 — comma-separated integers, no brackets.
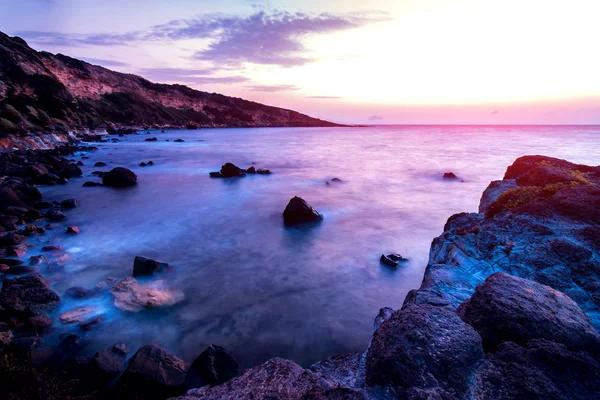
29,255,46,266
140,162,147,167
80,316,103,331
174,138,185,142
110,277,184,312
0,273,60,316
0,187,30,210
256,168,271,175
211,162,246,178
6,246,27,257
133,255,171,277
102,167,138,187
60,307,94,324
94,161,107,167
119,344,187,398
59,164,82,179
457,272,600,354
186,345,240,388
23,208,43,220
380,253,405,267
6,265,39,275
174,358,330,400
83,181,102,187
0,232,26,247
20,224,45,236
89,343,129,378
45,209,67,221
66,226,80,235
310,352,362,389
365,304,484,398
28,315,53,332
145,137,158,142
209,172,222,178
60,198,78,208
331,177,343,182
0,215,19,229
76,161,84,166
65,286,90,299
0,258,23,267
41,245,62,252
58,334,81,354
283,196,323,226
443,172,458,179
148,160,155,165
246,166,256,174
34,201,53,210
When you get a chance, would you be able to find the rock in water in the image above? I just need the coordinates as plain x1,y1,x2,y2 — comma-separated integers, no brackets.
132,256,171,277
66,226,80,234
256,169,271,175
110,277,184,312
246,166,256,174
0,273,61,316
60,198,78,208
283,196,323,226
365,304,484,399
380,253,405,267
102,167,138,187
89,343,129,379
187,345,240,387
443,172,458,179
457,272,600,354
119,344,187,398
219,162,246,178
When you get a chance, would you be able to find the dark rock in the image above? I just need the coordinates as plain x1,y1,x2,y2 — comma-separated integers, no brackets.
443,172,458,179
60,198,78,208
148,160,155,165
65,286,90,299
35,201,53,209
31,347,59,366
283,196,323,226
6,266,39,275
0,232,27,247
89,343,129,378
331,178,343,182
209,172,222,178
83,181,102,187
102,167,138,187
41,245,62,252
174,138,185,142
365,304,484,398
145,137,158,142
140,162,147,167
28,315,53,332
246,166,256,174
94,161,107,167
23,208,43,220
76,161,84,166
66,226,80,235
59,164,82,178
0,273,61,316
0,215,19,229
221,162,246,178
457,272,600,354
133,256,171,277
119,344,187,398
256,168,271,175
29,255,47,266
11,336,44,353
58,334,81,354
45,209,67,221
310,352,362,389
0,187,29,210
187,345,240,388
7,246,27,257
80,316,103,331
20,224,45,236
0,258,22,267
380,253,405,267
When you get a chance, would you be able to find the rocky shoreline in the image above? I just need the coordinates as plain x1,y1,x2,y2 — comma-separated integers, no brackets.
0,148,599,399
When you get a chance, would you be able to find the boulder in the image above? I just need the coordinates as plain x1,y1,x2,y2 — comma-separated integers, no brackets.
65,286,90,299
133,256,171,277
0,273,61,316
60,307,95,324
94,162,107,167
443,172,458,179
256,169,271,175
174,139,185,142
283,197,323,226
59,164,82,178
0,187,29,210
119,344,187,398
365,304,484,398
110,277,184,312
380,253,405,267
102,167,138,187
457,272,600,354
246,166,256,174
60,198,78,208
45,209,67,221
29,255,47,266
0,233,26,248
216,163,246,178
186,345,240,388
89,343,129,378
145,137,158,142
66,226,80,234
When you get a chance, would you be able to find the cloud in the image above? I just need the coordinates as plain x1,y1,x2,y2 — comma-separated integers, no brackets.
245,84,300,92
80,57,129,67
369,115,384,121
491,110,499,115
306,95,342,99
136,67,250,85
17,11,387,67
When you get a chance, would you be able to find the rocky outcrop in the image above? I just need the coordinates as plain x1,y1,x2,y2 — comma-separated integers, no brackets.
0,273,60,316
0,31,340,135
283,196,323,226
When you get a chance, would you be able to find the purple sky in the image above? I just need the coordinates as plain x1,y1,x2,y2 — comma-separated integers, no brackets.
2,0,599,124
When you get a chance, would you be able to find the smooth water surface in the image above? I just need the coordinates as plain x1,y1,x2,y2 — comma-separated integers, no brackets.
35,125,600,367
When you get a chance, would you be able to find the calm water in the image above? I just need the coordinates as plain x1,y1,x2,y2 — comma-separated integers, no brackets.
33,125,600,368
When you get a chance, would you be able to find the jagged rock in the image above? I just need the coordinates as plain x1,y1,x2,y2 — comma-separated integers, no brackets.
310,352,362,388
173,358,330,400
186,345,240,388
110,277,184,312
0,273,60,316
89,343,129,378
283,196,323,226
457,272,600,354
102,167,138,187
365,304,484,398
119,344,187,398
132,255,171,277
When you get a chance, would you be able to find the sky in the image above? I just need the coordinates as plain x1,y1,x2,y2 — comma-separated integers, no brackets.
1,0,599,124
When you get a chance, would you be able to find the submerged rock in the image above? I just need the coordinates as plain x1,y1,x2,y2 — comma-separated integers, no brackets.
132,255,171,277
0,273,60,316
102,167,138,187
119,344,187,398
110,277,184,312
94,161,107,167
283,197,323,226
60,307,95,324
256,168,271,175
379,253,405,267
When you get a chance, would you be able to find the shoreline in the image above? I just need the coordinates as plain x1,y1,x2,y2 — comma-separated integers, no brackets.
1,140,599,399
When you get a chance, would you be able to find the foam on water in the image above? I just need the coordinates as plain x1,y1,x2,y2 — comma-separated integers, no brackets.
31,125,600,367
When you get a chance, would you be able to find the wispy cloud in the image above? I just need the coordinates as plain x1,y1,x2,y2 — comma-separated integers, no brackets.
369,115,384,121
17,11,388,68
245,84,300,92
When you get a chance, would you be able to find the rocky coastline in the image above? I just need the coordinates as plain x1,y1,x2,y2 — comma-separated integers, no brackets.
0,146,599,399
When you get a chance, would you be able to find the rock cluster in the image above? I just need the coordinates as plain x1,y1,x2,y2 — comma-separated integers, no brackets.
209,162,272,178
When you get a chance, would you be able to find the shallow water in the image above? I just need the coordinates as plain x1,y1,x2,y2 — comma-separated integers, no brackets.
32,125,600,367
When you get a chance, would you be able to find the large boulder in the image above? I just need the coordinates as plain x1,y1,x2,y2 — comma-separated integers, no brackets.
110,277,184,312
119,344,187,399
210,162,246,178
133,256,171,277
173,358,330,400
0,273,60,316
102,167,137,187
186,345,240,388
283,197,324,226
457,272,600,354
89,343,129,379
365,304,484,398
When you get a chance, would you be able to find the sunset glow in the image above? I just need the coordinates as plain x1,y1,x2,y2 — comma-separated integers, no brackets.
2,0,599,123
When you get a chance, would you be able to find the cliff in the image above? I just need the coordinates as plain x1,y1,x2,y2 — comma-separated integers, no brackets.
174,155,600,400
0,32,340,136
